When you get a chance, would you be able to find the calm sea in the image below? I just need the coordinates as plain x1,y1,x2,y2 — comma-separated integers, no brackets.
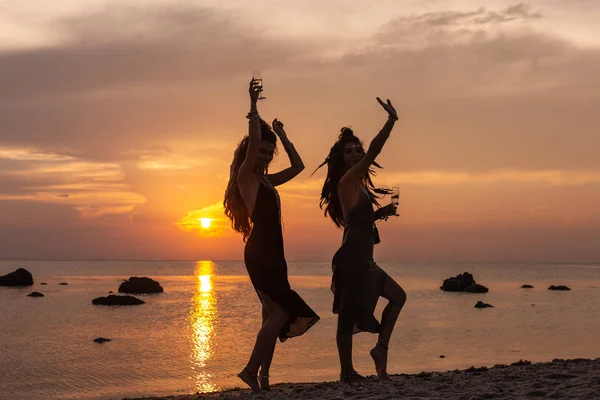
1,260,600,400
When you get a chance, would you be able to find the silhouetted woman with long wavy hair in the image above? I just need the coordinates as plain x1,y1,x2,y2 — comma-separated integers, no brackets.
315,97,407,383
223,79,319,393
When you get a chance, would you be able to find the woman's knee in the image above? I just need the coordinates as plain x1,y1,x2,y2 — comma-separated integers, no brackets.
391,285,407,307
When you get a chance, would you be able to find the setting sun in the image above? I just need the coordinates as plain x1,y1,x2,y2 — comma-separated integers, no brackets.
199,218,212,229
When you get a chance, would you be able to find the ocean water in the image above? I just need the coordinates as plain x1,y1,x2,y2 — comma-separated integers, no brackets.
1,260,600,400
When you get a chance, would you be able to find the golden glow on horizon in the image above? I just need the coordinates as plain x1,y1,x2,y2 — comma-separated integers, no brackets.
188,261,218,393
177,204,231,237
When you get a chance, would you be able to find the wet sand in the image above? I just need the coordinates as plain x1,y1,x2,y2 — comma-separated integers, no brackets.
125,357,600,399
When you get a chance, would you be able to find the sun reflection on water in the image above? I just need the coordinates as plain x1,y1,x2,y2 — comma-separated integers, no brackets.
188,261,218,393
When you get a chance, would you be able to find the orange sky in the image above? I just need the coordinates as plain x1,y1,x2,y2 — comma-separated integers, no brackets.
0,1,599,262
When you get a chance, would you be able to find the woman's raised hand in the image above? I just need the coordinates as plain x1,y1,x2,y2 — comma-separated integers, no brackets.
376,97,398,121
272,119,286,137
249,78,261,103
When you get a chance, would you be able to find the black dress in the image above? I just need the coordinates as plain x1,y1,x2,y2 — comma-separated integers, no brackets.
244,181,320,342
331,189,388,333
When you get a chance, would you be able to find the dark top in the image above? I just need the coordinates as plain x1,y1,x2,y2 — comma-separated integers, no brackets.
332,189,387,333
244,181,319,341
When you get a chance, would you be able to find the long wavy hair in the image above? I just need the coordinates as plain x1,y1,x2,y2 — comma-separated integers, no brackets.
313,127,389,228
224,119,277,241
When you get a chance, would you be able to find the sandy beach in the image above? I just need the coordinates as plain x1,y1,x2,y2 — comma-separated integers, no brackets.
125,358,600,400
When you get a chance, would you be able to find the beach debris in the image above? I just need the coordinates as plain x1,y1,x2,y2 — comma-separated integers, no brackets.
474,301,493,308
440,272,488,293
439,355,446,358
59,282,68,285
0,268,34,287
548,285,571,291
27,292,44,297
520,284,534,289
118,277,164,294
93,337,112,343
92,294,145,306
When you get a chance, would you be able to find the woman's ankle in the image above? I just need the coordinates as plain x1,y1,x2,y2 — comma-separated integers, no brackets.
376,341,389,350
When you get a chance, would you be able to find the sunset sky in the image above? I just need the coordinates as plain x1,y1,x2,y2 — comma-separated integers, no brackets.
1,1,599,262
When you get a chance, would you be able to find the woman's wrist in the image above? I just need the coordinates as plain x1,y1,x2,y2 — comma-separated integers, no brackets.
247,110,259,121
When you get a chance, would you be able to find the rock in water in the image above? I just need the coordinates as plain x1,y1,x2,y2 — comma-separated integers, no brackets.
440,272,489,293
548,285,571,291
93,337,112,343
27,292,44,297
92,295,145,306
118,277,163,294
521,284,534,289
464,283,489,293
475,301,494,308
0,268,34,286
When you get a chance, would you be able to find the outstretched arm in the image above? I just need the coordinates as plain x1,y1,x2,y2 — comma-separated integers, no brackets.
237,79,262,182
339,97,398,187
267,119,305,186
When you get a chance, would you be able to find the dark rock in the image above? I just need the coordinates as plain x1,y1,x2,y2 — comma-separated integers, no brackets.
59,282,68,285
464,283,489,293
27,292,44,297
475,301,494,308
440,272,488,293
40,282,47,285
93,337,112,343
118,277,163,294
0,268,34,286
439,355,446,358
548,285,571,291
108,291,113,294
92,294,145,306
521,284,534,289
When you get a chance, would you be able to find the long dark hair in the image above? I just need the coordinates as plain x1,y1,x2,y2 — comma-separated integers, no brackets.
314,127,388,228
224,119,277,241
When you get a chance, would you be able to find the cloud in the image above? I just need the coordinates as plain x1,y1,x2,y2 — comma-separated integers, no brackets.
0,4,311,162
372,3,543,49
0,146,146,218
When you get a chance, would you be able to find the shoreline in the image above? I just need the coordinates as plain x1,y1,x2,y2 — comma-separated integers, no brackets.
124,357,600,400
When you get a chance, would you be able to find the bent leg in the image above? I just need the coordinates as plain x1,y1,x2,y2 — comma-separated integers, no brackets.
378,276,407,347
371,276,406,378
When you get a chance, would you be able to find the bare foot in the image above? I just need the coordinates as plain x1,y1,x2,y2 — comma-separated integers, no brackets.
238,368,262,393
340,370,366,383
258,374,271,391
370,343,390,380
